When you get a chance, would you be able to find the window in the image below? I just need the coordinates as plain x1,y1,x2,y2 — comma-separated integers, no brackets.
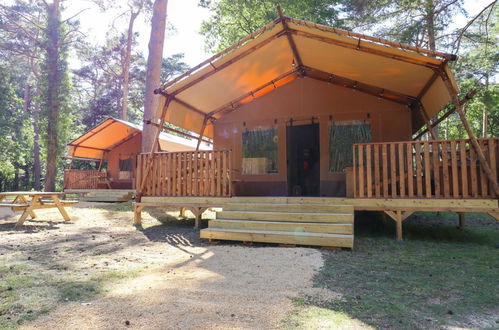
329,121,371,173
118,158,133,180
242,128,278,174
119,158,133,172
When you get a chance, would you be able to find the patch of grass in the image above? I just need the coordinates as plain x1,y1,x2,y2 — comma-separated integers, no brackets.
58,280,101,302
96,200,133,212
286,303,373,329
290,212,499,329
0,260,143,329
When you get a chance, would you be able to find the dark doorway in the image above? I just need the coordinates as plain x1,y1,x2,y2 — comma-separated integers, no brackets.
287,123,320,196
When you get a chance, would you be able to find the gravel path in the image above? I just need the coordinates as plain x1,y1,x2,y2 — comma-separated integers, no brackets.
0,202,325,329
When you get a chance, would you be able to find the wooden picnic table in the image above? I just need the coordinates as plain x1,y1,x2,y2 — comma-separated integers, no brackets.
0,191,77,227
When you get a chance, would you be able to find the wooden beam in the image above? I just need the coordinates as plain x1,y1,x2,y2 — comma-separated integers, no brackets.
417,70,440,99
68,145,109,152
419,104,437,140
289,29,441,69
169,29,287,97
439,69,499,197
208,68,298,117
106,131,141,151
384,210,412,240
287,17,457,61
67,118,116,147
413,90,477,140
196,117,208,151
277,7,303,67
161,125,212,145
302,66,414,106
159,18,283,92
170,96,214,120
458,212,465,229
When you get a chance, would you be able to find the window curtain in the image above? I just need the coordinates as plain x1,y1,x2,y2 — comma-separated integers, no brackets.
329,121,371,173
242,128,278,174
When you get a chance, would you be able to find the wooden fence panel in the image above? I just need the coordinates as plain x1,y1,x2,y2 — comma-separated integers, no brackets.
63,170,107,189
353,138,498,199
136,150,232,197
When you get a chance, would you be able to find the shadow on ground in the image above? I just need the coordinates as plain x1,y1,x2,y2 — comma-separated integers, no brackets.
293,211,499,329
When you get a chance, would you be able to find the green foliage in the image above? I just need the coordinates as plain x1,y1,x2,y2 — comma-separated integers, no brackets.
199,0,344,52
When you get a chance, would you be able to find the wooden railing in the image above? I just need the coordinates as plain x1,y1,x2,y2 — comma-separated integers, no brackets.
136,150,232,197
353,138,498,199
63,170,107,189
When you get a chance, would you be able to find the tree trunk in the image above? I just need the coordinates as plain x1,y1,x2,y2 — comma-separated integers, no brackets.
483,75,489,138
33,96,42,190
43,0,61,192
425,0,439,139
121,10,139,121
142,0,169,153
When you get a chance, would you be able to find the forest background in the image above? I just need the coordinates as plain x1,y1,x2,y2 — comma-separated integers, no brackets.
0,0,497,191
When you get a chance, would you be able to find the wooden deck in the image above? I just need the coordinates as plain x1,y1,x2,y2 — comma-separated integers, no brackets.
134,196,498,246
64,189,135,202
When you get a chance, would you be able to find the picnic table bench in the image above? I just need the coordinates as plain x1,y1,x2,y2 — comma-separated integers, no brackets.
0,192,78,227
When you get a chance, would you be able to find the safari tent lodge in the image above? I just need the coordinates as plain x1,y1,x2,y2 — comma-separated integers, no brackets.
64,117,209,201
133,14,498,248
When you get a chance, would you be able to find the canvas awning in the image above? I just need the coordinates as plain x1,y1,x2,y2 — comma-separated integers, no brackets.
154,15,459,139
67,117,209,160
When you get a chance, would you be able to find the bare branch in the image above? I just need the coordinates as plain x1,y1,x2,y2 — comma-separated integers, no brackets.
453,0,497,53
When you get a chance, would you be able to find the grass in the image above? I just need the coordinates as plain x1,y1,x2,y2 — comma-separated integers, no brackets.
0,261,143,329
288,212,499,329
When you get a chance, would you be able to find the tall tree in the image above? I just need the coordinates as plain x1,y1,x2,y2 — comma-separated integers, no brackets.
42,0,66,191
142,0,168,152
199,0,343,52
94,0,152,121
0,2,44,190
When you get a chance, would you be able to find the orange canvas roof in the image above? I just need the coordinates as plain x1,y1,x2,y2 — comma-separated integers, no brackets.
155,15,459,138
67,117,210,160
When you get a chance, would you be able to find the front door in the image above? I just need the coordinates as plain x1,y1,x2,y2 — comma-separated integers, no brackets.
286,123,320,196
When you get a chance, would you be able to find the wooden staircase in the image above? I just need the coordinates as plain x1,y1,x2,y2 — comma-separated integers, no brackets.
200,197,354,248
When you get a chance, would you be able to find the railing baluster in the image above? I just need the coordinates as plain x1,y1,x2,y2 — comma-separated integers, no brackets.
399,143,406,198
450,141,459,198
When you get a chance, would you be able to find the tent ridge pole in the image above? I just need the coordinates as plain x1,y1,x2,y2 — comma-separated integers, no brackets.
277,6,303,67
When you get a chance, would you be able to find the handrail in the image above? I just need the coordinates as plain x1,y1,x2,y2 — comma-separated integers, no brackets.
353,138,498,199
136,150,232,197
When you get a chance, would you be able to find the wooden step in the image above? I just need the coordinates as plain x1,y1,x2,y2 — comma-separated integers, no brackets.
209,219,353,234
228,196,352,205
217,210,353,223
223,203,353,213
200,228,353,248
83,196,131,202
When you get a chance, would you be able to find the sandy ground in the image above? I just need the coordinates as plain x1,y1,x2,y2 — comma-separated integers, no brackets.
0,202,326,329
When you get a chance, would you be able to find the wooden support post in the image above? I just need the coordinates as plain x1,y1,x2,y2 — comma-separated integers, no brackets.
188,207,207,228
414,90,476,140
180,207,186,217
440,69,499,197
458,212,465,229
384,210,413,241
196,117,208,151
134,205,144,225
419,104,437,140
